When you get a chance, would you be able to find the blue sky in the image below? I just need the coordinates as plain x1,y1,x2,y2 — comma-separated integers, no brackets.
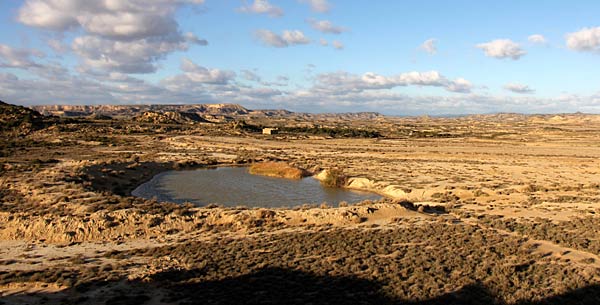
1,0,600,115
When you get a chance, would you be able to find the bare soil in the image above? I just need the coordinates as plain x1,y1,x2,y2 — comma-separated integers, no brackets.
2,109,600,304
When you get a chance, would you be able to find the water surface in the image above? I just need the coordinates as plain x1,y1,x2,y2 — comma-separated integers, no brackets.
132,167,381,208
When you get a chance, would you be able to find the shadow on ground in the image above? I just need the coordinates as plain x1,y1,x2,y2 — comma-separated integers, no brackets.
72,160,218,196
2,267,599,305
72,161,175,196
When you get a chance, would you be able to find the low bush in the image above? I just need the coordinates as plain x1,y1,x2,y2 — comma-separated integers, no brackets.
320,168,347,188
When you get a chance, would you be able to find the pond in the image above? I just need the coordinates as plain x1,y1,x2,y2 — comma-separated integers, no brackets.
132,167,381,208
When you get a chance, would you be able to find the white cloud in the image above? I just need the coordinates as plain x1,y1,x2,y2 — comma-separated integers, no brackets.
5,65,600,115
299,0,330,13
528,34,547,44
313,70,472,94
332,40,344,50
47,38,70,53
0,44,68,83
419,38,437,54
159,72,285,105
476,39,526,60
183,32,208,46
70,32,203,73
241,69,261,82
31,62,71,81
72,35,200,74
446,78,472,93
0,43,73,83
242,87,283,98
17,0,80,31
260,75,289,87
0,71,124,105
0,45,73,83
102,72,146,84
504,83,535,94
566,27,600,52
272,88,600,115
254,30,287,47
319,38,328,46
16,0,207,73
274,89,600,115
255,30,310,47
179,58,236,84
307,19,346,34
0,44,45,68
18,0,202,41
239,0,283,17
282,30,311,45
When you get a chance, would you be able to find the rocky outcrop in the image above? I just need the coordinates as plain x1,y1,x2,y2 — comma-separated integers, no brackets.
342,176,459,205
30,103,388,121
0,100,46,133
133,111,208,124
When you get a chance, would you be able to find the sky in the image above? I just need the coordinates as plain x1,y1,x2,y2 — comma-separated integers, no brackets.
1,0,600,115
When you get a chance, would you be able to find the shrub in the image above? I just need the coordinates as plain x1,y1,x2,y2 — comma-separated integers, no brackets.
148,217,163,227
320,168,347,188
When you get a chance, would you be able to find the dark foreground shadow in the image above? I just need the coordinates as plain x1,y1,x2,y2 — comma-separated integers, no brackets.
73,161,175,196
2,267,600,305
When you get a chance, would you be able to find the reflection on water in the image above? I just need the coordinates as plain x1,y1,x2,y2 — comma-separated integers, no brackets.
132,167,381,208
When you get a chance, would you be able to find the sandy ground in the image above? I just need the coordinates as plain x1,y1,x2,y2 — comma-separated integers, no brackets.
2,114,600,304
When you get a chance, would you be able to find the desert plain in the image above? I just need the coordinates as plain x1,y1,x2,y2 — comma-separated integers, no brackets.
1,101,600,304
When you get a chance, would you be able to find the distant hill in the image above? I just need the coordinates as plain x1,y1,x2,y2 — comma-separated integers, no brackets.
31,103,251,118
0,100,46,133
29,104,386,121
458,112,600,124
249,109,294,117
133,111,209,124
305,112,384,120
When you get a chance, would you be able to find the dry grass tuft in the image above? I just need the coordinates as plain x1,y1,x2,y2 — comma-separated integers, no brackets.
248,162,307,179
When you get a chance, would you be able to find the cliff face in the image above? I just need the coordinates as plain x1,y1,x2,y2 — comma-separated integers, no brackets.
133,111,208,124
29,103,390,121
31,104,251,117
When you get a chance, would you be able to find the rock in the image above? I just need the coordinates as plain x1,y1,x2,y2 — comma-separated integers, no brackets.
133,111,208,124
347,177,376,190
381,185,409,200
314,170,330,181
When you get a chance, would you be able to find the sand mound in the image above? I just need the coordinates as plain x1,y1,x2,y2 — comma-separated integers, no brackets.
248,162,308,179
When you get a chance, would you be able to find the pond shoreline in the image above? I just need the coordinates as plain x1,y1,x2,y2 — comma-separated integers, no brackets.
131,166,382,208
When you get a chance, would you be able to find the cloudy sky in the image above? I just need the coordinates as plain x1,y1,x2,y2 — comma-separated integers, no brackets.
1,0,600,115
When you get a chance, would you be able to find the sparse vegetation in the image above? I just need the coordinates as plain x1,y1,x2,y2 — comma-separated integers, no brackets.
477,215,600,255
2,101,600,304
279,126,382,138
7,220,591,304
320,168,347,188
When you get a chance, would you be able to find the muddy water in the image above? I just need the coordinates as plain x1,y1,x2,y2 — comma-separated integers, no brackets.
132,167,381,208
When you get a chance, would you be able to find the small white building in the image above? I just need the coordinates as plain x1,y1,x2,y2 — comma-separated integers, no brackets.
262,128,279,135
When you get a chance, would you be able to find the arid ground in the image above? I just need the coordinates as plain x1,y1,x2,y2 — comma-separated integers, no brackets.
2,101,600,304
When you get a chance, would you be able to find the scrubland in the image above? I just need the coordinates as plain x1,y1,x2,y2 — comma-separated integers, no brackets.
2,104,600,304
